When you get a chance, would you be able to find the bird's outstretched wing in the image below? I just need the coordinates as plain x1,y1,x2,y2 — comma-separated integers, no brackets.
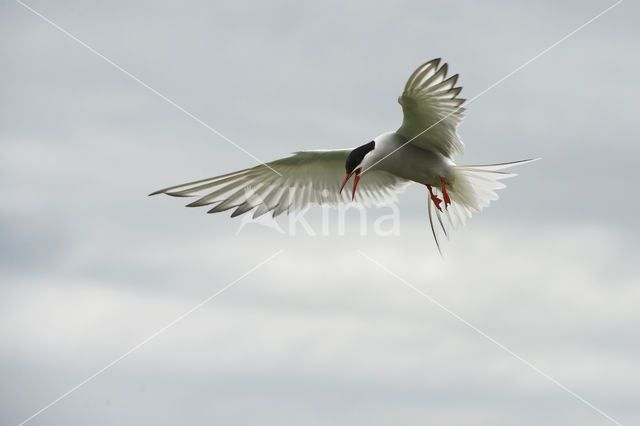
397,58,466,158
150,150,409,218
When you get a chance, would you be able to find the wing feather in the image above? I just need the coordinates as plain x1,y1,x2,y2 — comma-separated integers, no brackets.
151,150,410,218
397,59,466,158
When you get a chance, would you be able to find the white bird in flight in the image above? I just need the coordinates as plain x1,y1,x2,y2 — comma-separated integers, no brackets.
151,58,536,251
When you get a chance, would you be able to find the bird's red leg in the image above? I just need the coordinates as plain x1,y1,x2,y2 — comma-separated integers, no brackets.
426,184,443,212
440,176,451,209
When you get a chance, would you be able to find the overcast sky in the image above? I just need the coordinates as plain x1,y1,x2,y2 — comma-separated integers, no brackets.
1,0,639,425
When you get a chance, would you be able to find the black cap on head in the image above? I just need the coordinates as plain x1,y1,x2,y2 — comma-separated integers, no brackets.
345,141,375,174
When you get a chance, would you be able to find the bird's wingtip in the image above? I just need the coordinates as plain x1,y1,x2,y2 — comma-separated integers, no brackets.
524,157,542,164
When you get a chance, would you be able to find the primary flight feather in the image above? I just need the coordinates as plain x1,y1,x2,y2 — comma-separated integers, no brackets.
151,58,536,251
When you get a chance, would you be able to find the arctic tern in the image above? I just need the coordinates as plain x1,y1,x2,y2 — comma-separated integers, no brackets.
151,58,536,251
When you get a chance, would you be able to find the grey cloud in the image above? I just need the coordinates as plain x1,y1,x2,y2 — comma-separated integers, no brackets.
1,0,638,425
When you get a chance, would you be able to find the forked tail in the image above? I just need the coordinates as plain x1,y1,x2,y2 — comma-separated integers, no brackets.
428,158,538,254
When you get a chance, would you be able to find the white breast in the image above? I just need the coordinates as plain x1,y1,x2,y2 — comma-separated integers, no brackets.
361,132,454,186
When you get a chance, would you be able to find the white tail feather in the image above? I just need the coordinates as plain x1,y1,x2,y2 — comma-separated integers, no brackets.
428,159,538,254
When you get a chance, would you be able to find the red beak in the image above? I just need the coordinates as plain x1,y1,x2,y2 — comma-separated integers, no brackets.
339,168,362,201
